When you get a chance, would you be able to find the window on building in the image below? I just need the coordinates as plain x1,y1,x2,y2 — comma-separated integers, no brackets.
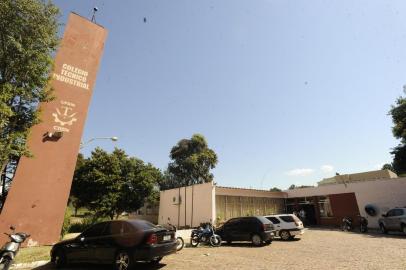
318,196,333,217
298,197,311,205
285,198,295,206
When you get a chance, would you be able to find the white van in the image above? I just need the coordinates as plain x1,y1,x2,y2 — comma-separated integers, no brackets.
264,214,305,240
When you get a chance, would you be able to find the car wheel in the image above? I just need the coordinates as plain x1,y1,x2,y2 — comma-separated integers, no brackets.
54,249,67,268
265,240,272,245
379,223,387,234
251,234,262,247
280,230,291,241
402,224,406,235
148,257,162,265
115,250,132,270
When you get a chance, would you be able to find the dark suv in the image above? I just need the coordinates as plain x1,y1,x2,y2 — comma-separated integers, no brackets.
216,216,274,246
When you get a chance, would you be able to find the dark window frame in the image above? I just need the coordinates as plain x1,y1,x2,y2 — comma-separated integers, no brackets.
266,217,281,224
279,215,295,223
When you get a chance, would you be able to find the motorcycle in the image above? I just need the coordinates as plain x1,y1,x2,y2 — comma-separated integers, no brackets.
341,216,368,233
341,217,353,231
359,216,368,233
190,223,221,247
0,226,30,270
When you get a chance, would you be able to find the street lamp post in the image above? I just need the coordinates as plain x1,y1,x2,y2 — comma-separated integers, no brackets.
80,136,118,149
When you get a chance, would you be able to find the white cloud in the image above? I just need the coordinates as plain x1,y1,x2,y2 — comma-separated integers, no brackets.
321,165,334,173
286,168,314,177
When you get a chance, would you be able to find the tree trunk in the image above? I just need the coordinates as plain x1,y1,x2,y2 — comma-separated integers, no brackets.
0,162,8,212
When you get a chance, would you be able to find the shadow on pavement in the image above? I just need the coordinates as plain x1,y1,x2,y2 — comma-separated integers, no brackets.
359,231,406,239
272,238,301,242
31,262,167,270
308,226,406,239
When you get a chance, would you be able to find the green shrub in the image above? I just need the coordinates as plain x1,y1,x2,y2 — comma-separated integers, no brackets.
68,216,110,233
61,211,71,237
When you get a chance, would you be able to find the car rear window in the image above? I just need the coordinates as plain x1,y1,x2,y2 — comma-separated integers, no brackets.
266,217,280,224
256,216,271,224
129,220,157,230
279,215,295,223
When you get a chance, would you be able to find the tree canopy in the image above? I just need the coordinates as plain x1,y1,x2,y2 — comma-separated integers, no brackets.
0,0,60,208
71,148,162,219
386,89,406,175
160,134,218,190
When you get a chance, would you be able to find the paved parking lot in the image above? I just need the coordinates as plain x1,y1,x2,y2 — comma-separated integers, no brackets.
27,228,406,270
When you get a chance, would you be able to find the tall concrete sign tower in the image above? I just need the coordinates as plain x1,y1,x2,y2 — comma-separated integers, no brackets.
0,13,108,246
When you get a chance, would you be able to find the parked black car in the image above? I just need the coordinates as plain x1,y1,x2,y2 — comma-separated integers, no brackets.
215,216,274,246
51,219,177,270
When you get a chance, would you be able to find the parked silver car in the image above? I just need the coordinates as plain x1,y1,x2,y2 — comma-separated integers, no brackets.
378,207,406,235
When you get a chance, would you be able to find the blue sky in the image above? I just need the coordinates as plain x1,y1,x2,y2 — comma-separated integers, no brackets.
54,0,405,190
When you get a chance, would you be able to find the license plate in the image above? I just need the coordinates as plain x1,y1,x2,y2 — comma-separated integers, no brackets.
163,235,171,241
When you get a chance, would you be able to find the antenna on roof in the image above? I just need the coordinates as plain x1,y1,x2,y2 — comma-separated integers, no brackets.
91,7,98,23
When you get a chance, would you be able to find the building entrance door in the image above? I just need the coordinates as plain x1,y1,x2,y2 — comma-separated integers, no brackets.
300,204,317,226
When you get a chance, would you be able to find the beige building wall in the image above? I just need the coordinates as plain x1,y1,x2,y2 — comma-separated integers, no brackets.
158,182,215,228
216,186,287,198
215,187,287,224
318,169,397,186
286,177,406,228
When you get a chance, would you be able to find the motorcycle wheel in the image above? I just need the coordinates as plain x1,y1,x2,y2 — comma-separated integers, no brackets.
0,257,12,270
209,235,222,247
190,235,200,247
176,237,184,251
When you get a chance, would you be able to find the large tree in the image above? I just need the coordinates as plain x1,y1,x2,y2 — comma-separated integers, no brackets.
391,144,406,175
163,134,218,189
71,148,162,219
387,89,406,175
0,0,59,208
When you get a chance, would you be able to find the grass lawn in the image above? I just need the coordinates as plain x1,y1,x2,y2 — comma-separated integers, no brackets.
14,234,78,264
14,246,51,264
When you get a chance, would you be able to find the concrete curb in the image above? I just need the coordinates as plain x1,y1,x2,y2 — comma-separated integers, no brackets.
10,260,49,269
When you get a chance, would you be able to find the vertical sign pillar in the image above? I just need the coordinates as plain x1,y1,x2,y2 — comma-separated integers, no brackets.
0,13,107,246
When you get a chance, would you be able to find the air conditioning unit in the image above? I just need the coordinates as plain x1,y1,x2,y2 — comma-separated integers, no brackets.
172,195,182,205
